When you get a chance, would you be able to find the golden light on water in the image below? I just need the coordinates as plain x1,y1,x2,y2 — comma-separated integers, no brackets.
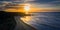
20,16,31,23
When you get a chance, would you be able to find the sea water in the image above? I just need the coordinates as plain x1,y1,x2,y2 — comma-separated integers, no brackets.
21,12,60,30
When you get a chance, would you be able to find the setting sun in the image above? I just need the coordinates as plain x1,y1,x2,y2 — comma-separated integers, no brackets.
24,4,31,14
24,4,31,11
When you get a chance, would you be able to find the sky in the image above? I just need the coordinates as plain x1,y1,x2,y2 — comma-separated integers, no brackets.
25,0,60,9
0,0,60,12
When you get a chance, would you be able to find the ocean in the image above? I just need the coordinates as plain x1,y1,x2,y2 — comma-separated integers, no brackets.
20,12,60,30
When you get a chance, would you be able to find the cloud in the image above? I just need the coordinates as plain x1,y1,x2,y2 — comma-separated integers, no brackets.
31,3,55,8
0,0,23,2
27,0,60,9
25,0,35,1
48,1,60,4
47,1,60,7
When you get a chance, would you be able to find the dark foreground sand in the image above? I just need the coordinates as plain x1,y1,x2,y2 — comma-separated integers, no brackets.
0,11,36,30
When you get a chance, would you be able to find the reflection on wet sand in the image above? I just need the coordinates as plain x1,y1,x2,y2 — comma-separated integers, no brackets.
20,16,32,24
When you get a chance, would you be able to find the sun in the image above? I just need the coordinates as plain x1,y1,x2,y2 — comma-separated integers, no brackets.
24,4,31,11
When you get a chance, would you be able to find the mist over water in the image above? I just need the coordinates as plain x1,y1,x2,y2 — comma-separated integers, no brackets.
21,12,60,30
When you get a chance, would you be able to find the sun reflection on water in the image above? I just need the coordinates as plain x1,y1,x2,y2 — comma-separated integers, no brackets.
20,16,32,24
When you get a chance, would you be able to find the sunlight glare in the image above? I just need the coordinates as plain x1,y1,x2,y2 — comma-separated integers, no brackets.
24,4,30,11
20,16,31,23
